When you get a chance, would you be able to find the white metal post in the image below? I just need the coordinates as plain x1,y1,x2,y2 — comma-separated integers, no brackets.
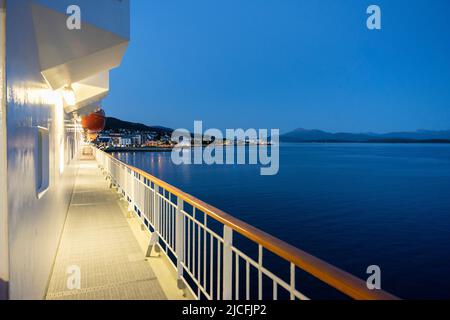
290,262,296,300
258,245,263,300
175,197,185,289
146,184,160,257
145,184,160,257
223,225,233,300
153,184,159,232
127,171,133,212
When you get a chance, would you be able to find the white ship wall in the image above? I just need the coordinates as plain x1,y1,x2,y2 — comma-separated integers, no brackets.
5,0,81,300
0,0,8,300
2,0,129,299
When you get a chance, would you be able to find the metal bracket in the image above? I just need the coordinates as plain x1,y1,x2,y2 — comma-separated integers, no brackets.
145,232,160,258
177,279,186,290
127,201,134,213
177,278,187,297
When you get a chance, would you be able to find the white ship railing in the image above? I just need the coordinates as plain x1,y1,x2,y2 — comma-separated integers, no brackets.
93,147,398,300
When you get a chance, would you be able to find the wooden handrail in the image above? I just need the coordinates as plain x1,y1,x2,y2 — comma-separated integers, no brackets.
97,148,399,300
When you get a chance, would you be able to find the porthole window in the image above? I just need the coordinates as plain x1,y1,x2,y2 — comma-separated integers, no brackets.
36,126,49,199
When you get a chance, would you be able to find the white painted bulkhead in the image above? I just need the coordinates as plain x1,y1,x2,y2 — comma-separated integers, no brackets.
5,0,81,299
0,0,8,301
3,0,129,299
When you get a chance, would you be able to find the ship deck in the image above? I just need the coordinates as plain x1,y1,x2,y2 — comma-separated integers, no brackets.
46,155,190,300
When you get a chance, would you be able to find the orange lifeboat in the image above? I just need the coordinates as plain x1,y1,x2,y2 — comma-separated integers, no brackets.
81,109,106,141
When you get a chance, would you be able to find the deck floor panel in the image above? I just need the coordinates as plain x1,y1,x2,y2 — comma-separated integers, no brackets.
46,158,167,300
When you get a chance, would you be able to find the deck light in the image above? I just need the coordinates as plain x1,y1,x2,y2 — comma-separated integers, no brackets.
61,85,76,106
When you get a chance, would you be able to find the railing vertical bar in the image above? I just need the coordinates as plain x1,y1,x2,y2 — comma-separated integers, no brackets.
161,195,165,252
183,214,187,267
246,261,250,300
290,263,295,300
217,241,221,300
164,199,167,243
167,201,170,245
165,199,167,241
152,187,156,227
166,201,173,246
172,205,176,247
235,253,239,300
176,198,184,290
171,202,174,247
169,201,172,246
223,226,233,300
187,213,191,270
152,188,155,225
203,216,207,288
170,204,173,247
161,199,164,239
210,234,213,298
153,184,159,248
258,245,263,301
162,199,165,240
273,282,278,300
165,200,168,242
193,208,196,277
157,186,160,232
197,219,201,290
170,201,172,246
165,201,168,255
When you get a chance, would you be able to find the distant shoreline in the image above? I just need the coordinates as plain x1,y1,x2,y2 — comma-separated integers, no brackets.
280,139,450,144
103,140,450,153
104,147,174,153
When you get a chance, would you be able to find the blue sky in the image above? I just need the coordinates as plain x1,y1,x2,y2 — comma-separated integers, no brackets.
103,0,450,133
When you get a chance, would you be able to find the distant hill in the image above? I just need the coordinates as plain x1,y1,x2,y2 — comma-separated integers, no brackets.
280,128,450,143
104,117,173,135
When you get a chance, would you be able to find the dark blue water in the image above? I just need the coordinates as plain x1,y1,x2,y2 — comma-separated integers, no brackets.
114,143,450,299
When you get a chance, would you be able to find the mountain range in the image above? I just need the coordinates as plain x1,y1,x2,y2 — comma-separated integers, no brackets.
104,117,173,135
103,117,450,143
280,128,450,143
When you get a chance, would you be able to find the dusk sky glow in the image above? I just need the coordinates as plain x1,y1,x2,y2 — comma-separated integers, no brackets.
103,0,450,133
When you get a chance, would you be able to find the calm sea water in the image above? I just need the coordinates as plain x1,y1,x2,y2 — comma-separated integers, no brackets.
114,143,450,299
